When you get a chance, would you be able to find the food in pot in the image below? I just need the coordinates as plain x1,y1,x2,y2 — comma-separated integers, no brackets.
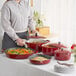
29,54,51,64
31,56,48,61
7,48,34,55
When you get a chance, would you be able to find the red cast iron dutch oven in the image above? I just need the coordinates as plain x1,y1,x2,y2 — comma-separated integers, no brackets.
26,39,50,52
5,47,38,59
54,49,71,61
29,54,51,65
42,42,67,56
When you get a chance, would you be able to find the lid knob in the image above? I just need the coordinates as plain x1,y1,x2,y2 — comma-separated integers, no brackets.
61,48,63,51
58,42,61,45
35,33,38,37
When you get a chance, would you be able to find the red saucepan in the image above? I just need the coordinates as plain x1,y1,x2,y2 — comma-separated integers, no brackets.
26,39,50,52
42,42,67,56
54,49,71,61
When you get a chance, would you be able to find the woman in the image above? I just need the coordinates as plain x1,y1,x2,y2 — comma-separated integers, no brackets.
1,0,36,50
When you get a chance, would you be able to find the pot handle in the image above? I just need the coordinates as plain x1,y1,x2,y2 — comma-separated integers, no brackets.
46,40,50,42
34,50,38,54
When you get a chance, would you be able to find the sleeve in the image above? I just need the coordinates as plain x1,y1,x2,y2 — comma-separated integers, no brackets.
1,5,19,41
28,7,36,31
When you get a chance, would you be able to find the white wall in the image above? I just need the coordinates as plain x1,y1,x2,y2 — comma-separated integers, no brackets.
0,0,76,47
41,0,76,46
31,0,41,13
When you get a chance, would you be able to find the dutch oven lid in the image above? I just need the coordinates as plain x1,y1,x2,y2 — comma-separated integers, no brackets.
55,49,71,53
48,42,67,48
26,39,49,44
28,32,46,39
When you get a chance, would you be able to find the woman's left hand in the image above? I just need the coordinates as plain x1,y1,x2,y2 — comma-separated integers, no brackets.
16,38,25,46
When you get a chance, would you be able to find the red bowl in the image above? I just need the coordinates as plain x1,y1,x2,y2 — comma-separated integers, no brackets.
5,48,38,59
26,40,50,52
54,49,71,61
42,43,67,56
29,54,51,65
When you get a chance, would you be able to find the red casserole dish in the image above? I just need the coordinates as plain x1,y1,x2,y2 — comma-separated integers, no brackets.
42,42,67,56
5,47,38,59
54,49,71,61
26,39,50,52
29,54,51,65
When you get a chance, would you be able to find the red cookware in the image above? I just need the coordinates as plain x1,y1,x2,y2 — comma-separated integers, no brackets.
54,49,71,61
5,47,38,59
29,54,51,65
71,44,76,49
71,44,76,53
28,32,46,39
42,42,67,56
26,39,50,52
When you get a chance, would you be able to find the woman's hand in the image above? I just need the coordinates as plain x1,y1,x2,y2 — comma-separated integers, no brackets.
16,38,25,46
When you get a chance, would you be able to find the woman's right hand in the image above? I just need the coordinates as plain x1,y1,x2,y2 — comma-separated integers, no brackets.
16,38,25,46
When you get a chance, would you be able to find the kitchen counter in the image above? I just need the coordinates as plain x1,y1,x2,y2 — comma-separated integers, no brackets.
0,53,76,76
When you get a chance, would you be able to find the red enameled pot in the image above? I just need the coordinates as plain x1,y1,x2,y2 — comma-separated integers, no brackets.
26,40,50,52
54,49,71,61
42,42,67,56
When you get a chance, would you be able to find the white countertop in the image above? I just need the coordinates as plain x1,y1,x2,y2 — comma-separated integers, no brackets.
0,53,76,76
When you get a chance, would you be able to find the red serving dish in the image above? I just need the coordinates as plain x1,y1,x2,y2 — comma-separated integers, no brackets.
26,40,50,52
42,42,67,56
29,54,51,65
5,48,38,59
54,49,71,61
